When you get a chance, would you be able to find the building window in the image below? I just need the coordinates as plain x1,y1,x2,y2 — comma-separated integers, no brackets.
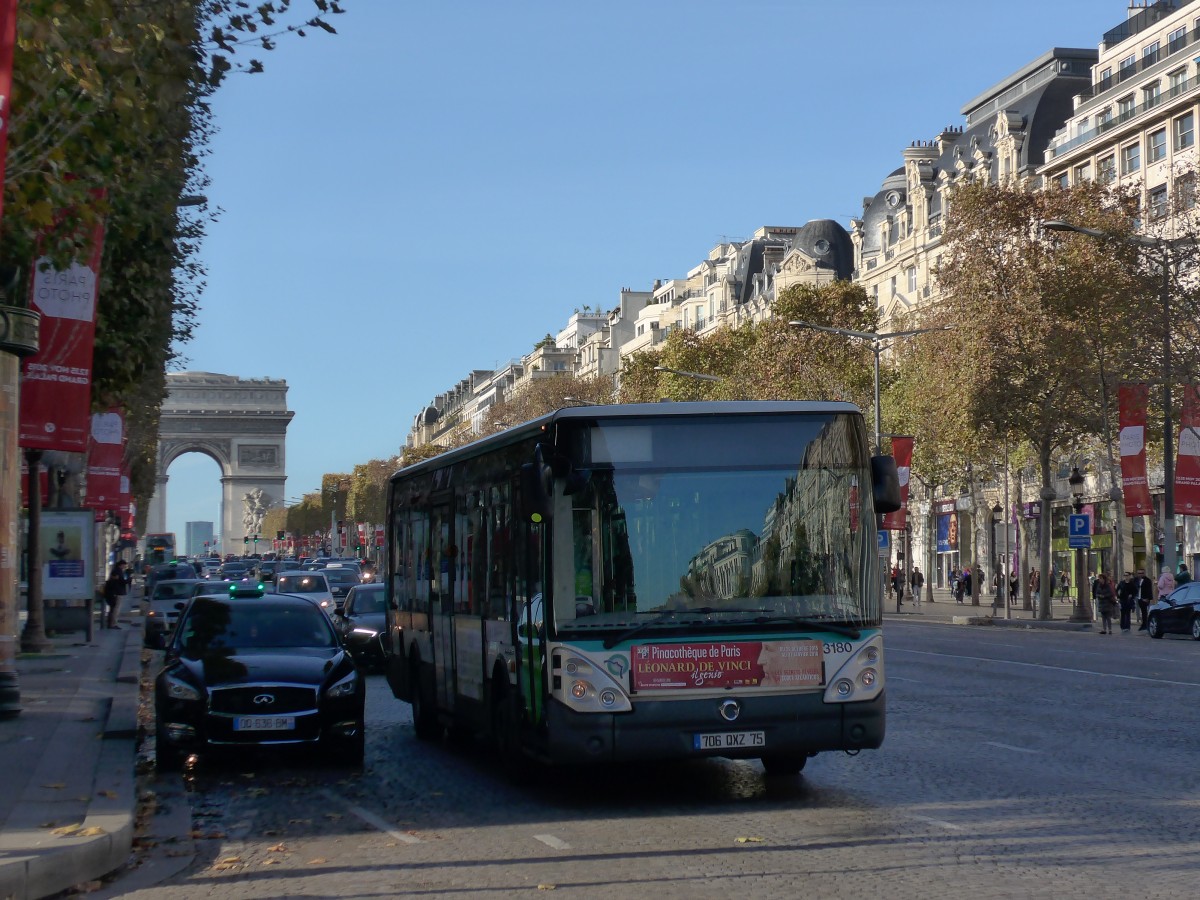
1121,141,1141,174
1117,94,1136,119
890,275,897,297
1149,185,1168,221
1143,81,1161,109
1097,107,1114,131
1175,111,1195,151
906,266,917,293
1170,67,1188,95
1176,172,1197,210
1169,26,1186,53
872,284,879,303
1056,172,1070,189
1074,162,1091,183
1119,54,1136,79
1149,127,1167,162
1143,41,1160,65
1098,155,1116,184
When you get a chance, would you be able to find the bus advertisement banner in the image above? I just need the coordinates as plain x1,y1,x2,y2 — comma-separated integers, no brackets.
631,640,823,691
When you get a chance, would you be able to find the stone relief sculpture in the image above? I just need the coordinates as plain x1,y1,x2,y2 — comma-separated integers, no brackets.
241,487,270,536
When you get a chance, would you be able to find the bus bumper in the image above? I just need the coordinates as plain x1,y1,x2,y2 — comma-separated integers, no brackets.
541,690,885,764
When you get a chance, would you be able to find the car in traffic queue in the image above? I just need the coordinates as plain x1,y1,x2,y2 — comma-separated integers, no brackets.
154,589,365,770
143,578,206,648
322,564,362,611
332,583,387,672
274,571,336,616
1146,581,1200,639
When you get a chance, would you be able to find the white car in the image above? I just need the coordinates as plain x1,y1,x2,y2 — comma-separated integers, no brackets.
274,571,336,616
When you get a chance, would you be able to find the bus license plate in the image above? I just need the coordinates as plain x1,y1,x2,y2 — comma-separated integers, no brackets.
233,716,295,732
694,730,765,750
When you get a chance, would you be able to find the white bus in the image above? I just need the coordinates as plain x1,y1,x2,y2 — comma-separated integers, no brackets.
383,401,900,775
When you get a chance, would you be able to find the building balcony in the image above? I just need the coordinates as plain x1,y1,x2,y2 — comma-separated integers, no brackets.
1047,74,1199,161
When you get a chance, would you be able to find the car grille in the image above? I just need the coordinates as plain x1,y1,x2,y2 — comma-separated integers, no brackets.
209,684,317,715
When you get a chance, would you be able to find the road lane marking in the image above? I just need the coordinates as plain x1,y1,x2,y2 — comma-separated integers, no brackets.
319,789,421,844
908,814,962,831
983,741,1039,754
890,647,1200,687
533,834,571,850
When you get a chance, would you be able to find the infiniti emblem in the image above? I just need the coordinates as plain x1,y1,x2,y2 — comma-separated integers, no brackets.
253,694,275,706
719,699,741,722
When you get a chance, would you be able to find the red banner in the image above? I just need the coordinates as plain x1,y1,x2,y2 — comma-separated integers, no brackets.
631,640,823,691
84,408,124,509
19,211,105,451
1176,385,1200,514
881,436,913,530
1118,384,1153,517
0,0,18,224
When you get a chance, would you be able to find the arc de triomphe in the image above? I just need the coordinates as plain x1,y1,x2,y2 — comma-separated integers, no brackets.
146,372,294,556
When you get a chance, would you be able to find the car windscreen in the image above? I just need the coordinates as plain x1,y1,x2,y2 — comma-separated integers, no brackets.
153,581,199,600
178,598,336,653
324,569,360,585
277,576,328,594
351,587,386,613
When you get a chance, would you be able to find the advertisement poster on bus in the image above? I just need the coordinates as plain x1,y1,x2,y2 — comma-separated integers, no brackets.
630,640,823,691
39,509,94,600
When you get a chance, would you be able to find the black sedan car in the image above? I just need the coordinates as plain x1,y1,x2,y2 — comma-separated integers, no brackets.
322,565,362,610
332,583,387,672
1146,582,1200,639
154,592,365,769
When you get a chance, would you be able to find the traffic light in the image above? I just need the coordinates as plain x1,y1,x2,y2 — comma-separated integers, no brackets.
243,536,249,545
277,530,285,540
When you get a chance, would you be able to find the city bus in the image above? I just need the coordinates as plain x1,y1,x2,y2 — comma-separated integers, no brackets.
140,533,177,568
383,401,900,775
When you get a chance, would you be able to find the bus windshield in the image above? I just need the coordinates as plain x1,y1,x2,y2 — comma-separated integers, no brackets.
553,412,877,637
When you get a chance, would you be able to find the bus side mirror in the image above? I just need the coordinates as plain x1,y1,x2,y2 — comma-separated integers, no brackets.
871,455,902,514
520,444,554,521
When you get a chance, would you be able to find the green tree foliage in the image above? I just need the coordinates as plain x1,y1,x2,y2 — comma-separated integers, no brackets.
4,1,343,521
347,457,399,525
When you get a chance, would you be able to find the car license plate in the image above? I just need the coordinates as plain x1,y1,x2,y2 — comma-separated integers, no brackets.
233,716,295,732
693,730,765,750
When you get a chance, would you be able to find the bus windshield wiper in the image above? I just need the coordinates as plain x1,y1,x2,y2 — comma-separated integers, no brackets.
600,607,769,650
748,615,861,640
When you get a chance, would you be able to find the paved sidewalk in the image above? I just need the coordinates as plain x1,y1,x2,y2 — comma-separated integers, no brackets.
883,587,1101,631
0,603,143,900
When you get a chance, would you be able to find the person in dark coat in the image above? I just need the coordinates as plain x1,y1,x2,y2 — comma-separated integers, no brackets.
1093,572,1118,634
1116,571,1137,634
102,560,129,628
1134,567,1154,629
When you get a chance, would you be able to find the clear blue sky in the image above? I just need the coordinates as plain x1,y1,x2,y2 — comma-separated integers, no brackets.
165,0,1127,548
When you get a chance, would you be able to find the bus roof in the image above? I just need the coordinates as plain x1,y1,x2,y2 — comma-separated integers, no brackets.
391,399,864,483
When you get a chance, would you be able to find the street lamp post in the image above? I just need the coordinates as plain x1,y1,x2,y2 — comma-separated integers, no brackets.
1068,465,1093,623
788,321,954,454
1042,220,1177,576
991,503,1002,612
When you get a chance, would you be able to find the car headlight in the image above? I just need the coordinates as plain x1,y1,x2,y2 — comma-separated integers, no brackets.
325,671,359,699
164,674,201,701
350,627,380,638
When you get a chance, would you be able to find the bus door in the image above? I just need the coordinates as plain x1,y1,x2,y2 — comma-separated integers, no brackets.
430,502,457,712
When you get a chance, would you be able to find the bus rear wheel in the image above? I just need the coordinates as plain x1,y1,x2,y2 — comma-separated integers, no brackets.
410,659,440,740
760,754,807,777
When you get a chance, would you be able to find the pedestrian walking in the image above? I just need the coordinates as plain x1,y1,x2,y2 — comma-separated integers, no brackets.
1134,567,1153,629
954,567,965,604
1008,571,1019,606
1176,563,1192,586
1030,568,1041,607
910,566,925,608
1059,570,1070,601
1093,572,1117,634
102,560,129,628
891,566,905,605
1116,571,1137,633
1157,566,1176,603
962,567,973,604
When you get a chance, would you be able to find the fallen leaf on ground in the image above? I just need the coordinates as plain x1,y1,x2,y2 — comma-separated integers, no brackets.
735,836,763,843
77,826,106,837
289,818,312,826
262,859,282,865
52,825,81,836
537,885,557,891
268,843,288,853
307,857,328,865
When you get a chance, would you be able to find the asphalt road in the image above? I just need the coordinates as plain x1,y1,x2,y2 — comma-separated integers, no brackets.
99,623,1200,899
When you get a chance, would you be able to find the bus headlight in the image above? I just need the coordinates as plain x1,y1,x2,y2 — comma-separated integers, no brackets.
554,652,632,713
824,636,884,704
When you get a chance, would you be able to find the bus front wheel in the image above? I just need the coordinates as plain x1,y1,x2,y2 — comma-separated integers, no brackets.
410,659,440,740
760,754,807,777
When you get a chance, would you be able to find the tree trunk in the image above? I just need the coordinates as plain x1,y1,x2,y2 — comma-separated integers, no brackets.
20,449,51,653
1038,438,1054,620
